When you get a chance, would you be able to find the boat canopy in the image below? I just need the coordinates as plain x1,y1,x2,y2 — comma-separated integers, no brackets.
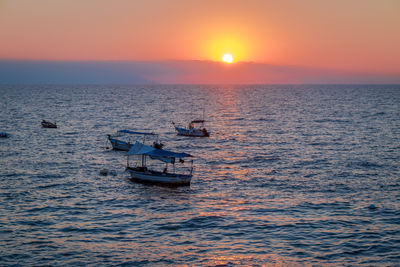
128,142,191,163
191,120,205,124
118,130,156,135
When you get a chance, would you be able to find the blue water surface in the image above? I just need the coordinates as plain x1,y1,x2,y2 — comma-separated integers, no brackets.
0,84,399,266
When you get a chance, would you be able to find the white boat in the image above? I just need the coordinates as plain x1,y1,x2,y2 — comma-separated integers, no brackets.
172,120,210,137
107,130,163,151
126,142,193,186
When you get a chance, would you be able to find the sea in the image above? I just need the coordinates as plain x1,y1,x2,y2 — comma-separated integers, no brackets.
0,84,399,266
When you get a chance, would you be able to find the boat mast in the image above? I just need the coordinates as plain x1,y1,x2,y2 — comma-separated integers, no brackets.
202,101,206,128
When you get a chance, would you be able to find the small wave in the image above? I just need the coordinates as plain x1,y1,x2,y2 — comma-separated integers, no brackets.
221,156,280,166
30,173,65,180
35,182,68,189
64,131,79,136
22,240,55,246
25,205,66,213
295,158,329,168
59,226,112,234
309,142,331,146
298,201,351,211
314,118,352,124
346,160,384,169
253,155,280,162
256,118,276,122
16,219,53,226
0,191,32,200
158,215,226,231
362,111,387,118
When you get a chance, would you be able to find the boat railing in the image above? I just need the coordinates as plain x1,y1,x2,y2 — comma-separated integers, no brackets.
127,155,193,176
112,130,160,144
174,160,194,176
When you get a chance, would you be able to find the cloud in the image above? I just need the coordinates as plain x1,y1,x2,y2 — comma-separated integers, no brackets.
0,60,399,84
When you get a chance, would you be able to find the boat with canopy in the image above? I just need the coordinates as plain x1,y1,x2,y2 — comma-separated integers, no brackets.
126,141,193,185
107,130,163,151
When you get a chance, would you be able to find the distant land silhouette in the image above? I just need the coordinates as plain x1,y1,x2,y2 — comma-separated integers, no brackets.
1,60,399,84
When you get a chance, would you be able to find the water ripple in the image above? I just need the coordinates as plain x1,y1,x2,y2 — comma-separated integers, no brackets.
0,84,399,265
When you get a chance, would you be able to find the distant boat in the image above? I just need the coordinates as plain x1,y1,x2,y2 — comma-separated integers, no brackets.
107,130,163,151
0,132,10,138
41,120,57,128
172,120,210,137
126,141,193,186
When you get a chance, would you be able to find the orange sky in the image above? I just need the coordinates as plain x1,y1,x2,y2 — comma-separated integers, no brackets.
0,0,399,73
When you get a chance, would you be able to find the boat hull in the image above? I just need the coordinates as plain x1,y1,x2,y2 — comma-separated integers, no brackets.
41,122,57,128
174,127,209,137
108,137,132,151
0,132,9,138
127,168,192,186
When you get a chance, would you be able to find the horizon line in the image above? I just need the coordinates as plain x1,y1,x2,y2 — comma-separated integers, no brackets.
1,59,399,75
1,83,399,86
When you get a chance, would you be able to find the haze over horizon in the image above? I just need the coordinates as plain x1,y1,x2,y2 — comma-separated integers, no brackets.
1,0,399,84
1,59,399,84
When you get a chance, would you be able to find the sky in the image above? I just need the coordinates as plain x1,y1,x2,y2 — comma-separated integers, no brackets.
0,0,399,83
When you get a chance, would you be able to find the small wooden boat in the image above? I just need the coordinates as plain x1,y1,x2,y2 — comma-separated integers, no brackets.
107,130,163,151
126,142,193,186
172,120,210,137
0,132,10,138
41,120,57,128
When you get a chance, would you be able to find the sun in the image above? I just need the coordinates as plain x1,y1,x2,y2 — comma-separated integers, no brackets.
222,53,234,63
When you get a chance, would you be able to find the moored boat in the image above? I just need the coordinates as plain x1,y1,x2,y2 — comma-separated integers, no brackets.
41,120,57,128
126,141,193,186
172,120,209,137
107,130,163,151
0,132,10,138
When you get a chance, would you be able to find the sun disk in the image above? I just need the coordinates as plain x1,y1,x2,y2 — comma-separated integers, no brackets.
222,53,234,63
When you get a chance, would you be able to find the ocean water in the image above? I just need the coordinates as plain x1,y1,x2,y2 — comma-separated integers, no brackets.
0,84,399,266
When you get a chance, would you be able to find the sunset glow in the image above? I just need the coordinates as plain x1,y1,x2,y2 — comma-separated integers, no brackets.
0,0,399,83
